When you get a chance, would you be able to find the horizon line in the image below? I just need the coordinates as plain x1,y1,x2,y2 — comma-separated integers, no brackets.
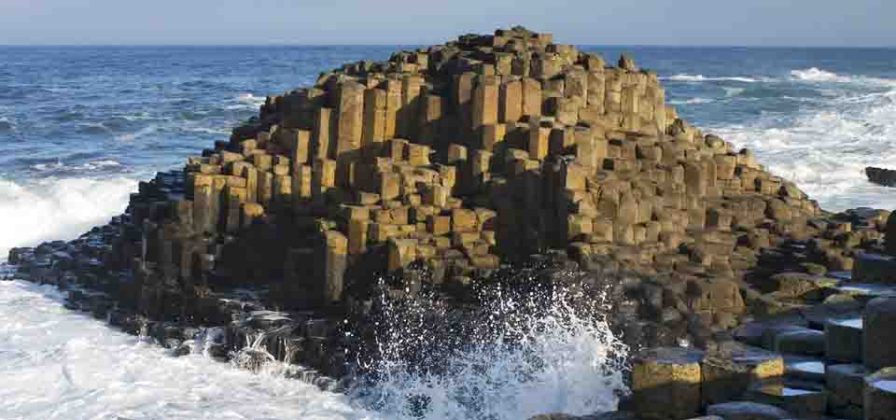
1,42,894,49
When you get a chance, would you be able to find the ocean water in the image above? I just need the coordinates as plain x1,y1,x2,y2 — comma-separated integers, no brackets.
1,45,895,419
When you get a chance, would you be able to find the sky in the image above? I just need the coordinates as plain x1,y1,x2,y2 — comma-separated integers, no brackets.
0,0,894,47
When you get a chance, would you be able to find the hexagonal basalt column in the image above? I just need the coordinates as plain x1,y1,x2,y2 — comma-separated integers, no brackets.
863,296,896,370
631,347,703,419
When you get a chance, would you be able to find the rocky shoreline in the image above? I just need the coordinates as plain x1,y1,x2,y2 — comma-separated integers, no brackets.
5,27,896,419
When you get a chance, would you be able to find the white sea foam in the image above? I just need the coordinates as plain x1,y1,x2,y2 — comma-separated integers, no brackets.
790,67,851,83
665,73,760,83
351,281,628,420
233,93,267,110
0,176,137,257
712,79,896,211
0,280,366,420
790,67,896,87
723,87,745,97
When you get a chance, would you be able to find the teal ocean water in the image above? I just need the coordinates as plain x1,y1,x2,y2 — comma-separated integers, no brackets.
1,45,895,419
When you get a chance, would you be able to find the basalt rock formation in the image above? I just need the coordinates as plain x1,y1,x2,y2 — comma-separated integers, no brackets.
7,27,896,419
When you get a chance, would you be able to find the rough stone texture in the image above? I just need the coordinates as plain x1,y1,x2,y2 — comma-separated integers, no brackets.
863,296,896,370
701,343,783,406
853,252,896,283
631,347,703,419
825,364,866,410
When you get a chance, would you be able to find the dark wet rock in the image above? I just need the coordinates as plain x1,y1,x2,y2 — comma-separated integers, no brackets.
706,401,790,420
825,363,867,408
853,252,896,283
863,296,896,369
886,211,896,256
865,166,896,187
773,328,825,356
824,317,863,363
747,382,827,417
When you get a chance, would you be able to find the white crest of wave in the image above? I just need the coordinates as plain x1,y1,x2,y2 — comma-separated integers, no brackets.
0,176,137,257
237,93,268,107
665,73,759,83
789,67,896,87
0,280,366,419
790,67,851,83
350,281,629,420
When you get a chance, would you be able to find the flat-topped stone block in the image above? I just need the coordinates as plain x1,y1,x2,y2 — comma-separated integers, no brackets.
852,252,896,283
631,347,703,419
783,355,826,383
747,382,827,417
864,367,896,420
702,343,784,405
773,328,825,357
706,401,790,420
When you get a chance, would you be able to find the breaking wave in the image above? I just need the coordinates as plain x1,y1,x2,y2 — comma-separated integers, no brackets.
789,67,896,87
712,81,896,211
665,73,760,83
230,93,267,110
349,277,629,420
0,176,137,257
790,67,850,83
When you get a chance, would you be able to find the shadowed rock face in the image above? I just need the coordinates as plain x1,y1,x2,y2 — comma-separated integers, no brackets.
6,27,896,419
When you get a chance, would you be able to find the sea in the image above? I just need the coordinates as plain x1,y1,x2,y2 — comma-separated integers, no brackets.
1,45,894,419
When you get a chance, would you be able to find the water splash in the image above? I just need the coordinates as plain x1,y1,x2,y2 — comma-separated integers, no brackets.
349,273,629,420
